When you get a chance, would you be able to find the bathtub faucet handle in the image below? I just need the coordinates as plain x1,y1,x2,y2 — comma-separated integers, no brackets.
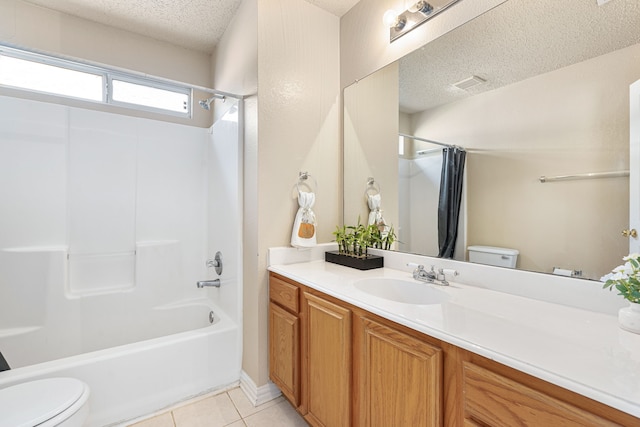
206,251,223,275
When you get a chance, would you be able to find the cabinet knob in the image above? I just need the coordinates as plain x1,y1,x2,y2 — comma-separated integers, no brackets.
622,229,637,238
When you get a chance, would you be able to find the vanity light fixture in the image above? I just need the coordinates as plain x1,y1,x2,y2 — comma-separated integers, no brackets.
386,0,461,42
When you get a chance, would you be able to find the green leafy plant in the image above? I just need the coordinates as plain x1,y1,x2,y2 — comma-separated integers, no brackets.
333,219,398,258
332,225,347,254
383,225,397,250
601,253,640,304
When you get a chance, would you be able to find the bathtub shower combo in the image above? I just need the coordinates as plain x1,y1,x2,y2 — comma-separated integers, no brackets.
0,93,243,426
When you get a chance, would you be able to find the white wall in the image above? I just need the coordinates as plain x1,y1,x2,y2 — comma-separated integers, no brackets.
343,62,399,229
239,0,341,388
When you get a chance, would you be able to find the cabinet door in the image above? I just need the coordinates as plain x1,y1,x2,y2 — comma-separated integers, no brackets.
462,361,617,426
269,302,300,406
358,317,443,427
304,292,351,427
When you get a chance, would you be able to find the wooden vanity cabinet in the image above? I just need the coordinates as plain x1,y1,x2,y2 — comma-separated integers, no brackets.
303,291,352,427
455,352,639,427
269,273,640,427
268,274,301,407
354,315,443,427
269,273,352,426
461,360,619,426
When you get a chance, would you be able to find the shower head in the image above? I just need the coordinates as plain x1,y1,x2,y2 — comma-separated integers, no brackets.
198,94,226,110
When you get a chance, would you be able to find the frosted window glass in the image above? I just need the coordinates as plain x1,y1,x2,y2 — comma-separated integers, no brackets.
0,55,103,101
112,79,189,114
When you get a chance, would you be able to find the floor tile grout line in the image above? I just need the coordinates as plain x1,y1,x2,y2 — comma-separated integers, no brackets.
227,390,244,419
128,386,306,426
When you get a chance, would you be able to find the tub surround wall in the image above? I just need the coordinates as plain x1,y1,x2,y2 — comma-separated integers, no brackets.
0,95,209,303
0,94,243,425
207,103,243,324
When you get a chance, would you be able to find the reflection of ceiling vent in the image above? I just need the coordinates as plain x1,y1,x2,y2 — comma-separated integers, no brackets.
452,75,487,90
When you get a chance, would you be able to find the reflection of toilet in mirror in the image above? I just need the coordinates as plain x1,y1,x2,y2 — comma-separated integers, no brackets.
468,245,519,268
0,378,90,426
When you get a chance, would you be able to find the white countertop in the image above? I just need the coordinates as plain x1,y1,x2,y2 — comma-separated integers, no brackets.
268,260,640,418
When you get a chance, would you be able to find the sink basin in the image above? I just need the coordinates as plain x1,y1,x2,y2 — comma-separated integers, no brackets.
353,278,450,305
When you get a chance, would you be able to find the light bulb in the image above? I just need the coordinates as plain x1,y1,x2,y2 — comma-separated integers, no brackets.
410,1,433,14
383,9,399,27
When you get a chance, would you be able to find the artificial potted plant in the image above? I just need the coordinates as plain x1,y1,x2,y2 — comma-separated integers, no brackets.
328,219,385,270
602,253,640,334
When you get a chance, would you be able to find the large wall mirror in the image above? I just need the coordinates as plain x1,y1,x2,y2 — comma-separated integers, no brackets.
344,0,640,281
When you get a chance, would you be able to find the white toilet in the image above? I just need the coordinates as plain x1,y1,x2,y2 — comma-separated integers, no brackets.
0,378,90,427
468,245,519,268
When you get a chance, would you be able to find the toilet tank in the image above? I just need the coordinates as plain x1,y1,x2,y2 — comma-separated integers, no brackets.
467,245,519,268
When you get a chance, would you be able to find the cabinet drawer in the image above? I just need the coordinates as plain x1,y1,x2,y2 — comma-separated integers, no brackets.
462,361,616,426
269,275,300,313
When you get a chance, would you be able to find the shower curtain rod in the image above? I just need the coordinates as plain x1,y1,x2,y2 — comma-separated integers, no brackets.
539,170,629,183
399,133,465,151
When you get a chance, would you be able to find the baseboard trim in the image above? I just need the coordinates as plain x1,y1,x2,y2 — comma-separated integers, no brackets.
239,370,282,406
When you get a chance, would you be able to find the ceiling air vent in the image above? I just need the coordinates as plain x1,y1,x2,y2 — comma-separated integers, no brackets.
452,75,486,91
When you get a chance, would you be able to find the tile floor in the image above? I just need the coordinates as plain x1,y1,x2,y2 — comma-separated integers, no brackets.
127,387,308,427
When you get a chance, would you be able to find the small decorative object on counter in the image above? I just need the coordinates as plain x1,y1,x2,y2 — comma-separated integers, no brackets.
326,218,397,270
601,253,640,334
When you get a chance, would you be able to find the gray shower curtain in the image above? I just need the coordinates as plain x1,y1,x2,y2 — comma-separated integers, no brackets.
437,147,466,258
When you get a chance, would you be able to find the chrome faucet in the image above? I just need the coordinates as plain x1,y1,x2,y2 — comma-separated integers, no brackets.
408,263,457,286
197,279,221,288
410,264,437,283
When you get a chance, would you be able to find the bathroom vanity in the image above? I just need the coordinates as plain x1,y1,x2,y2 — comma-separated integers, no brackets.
268,256,640,426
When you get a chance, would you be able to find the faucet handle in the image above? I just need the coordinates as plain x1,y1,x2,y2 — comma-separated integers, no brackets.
206,251,223,275
406,262,423,269
439,268,458,277
438,268,459,282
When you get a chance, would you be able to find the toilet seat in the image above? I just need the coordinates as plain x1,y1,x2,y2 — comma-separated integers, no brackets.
0,378,89,427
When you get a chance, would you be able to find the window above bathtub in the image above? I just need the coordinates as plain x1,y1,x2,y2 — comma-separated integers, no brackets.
0,44,192,118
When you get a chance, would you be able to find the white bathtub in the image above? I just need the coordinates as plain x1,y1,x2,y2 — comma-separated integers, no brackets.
0,299,241,426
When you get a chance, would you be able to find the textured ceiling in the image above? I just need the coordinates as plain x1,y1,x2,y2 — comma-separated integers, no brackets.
399,0,640,113
23,0,359,53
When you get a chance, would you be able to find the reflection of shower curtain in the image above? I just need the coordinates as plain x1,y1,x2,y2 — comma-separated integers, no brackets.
437,147,466,258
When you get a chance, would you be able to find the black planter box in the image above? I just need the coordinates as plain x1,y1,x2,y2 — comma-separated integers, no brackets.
325,251,384,270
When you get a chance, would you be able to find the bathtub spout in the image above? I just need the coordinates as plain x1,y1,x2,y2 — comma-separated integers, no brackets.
197,279,221,288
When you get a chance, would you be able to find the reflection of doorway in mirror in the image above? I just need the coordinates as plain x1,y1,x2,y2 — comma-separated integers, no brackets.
629,79,640,255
